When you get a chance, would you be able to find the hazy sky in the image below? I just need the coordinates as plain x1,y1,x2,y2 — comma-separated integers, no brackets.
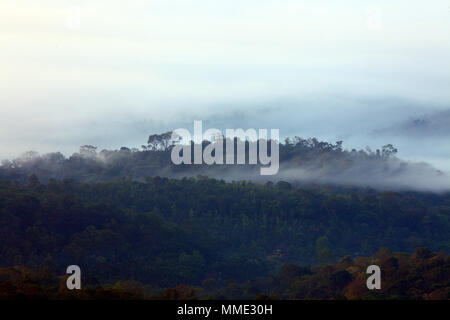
1,1,450,168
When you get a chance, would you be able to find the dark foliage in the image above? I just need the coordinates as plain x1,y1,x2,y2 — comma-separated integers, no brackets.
0,176,449,295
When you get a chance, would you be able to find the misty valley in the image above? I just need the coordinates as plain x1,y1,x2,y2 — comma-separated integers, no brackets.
1,0,449,313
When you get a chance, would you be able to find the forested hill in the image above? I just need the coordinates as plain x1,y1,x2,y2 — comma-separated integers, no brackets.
0,135,447,191
1,136,449,299
0,176,449,290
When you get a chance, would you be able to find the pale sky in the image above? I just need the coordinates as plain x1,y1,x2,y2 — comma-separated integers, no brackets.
1,0,450,168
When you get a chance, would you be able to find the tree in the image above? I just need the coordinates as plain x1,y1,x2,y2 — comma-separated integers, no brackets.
316,236,334,263
79,145,97,158
28,174,40,188
330,270,352,288
147,132,174,151
381,144,398,160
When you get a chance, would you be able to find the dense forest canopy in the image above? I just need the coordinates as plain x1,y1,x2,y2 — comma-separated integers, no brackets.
0,175,449,298
2,247,449,300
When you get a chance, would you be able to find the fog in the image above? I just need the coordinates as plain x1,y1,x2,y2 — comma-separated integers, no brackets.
3,136,450,193
1,0,450,176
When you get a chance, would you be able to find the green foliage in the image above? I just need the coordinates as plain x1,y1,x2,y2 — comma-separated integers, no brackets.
0,175,449,299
